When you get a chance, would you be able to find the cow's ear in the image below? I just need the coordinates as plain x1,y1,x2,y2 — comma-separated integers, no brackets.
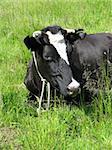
66,33,79,44
75,29,86,39
79,32,86,39
24,36,32,49
65,29,86,44
24,36,38,50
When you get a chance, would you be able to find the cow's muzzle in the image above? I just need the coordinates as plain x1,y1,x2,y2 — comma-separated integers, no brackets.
67,78,80,95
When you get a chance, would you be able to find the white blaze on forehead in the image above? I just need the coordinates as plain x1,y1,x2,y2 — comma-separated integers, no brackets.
46,31,69,65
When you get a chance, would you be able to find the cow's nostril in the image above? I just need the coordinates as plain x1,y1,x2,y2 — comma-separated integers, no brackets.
67,86,80,95
67,87,74,95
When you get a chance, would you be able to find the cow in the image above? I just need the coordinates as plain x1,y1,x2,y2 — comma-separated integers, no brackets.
24,25,112,108
24,26,83,102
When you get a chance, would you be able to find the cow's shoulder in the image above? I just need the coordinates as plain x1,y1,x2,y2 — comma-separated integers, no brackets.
73,32,112,57
72,32,112,69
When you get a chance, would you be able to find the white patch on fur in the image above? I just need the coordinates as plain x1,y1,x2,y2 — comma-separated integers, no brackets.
67,78,80,91
64,28,75,33
46,31,69,65
33,31,41,37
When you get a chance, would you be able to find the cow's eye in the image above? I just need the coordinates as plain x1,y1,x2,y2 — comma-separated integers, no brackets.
43,56,53,62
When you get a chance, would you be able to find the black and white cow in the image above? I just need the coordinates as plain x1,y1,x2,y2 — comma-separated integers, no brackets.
24,25,112,104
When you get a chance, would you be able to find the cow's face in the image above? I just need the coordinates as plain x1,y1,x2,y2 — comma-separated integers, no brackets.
24,26,80,96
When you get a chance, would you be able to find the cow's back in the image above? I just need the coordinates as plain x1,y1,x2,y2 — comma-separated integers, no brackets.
73,33,112,68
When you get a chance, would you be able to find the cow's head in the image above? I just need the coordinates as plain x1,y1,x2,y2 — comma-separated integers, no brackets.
24,25,81,96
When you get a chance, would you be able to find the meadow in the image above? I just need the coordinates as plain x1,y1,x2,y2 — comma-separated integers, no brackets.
0,0,112,149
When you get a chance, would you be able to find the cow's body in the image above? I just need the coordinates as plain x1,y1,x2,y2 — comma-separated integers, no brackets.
69,33,112,99
24,26,112,105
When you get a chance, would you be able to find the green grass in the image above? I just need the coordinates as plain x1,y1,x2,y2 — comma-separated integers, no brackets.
0,0,112,149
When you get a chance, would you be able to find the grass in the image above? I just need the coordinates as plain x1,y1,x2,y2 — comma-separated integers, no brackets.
0,0,112,149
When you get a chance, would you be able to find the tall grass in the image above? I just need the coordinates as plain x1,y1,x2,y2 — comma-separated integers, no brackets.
0,0,112,149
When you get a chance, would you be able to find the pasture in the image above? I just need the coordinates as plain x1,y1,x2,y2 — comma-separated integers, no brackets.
0,0,112,149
